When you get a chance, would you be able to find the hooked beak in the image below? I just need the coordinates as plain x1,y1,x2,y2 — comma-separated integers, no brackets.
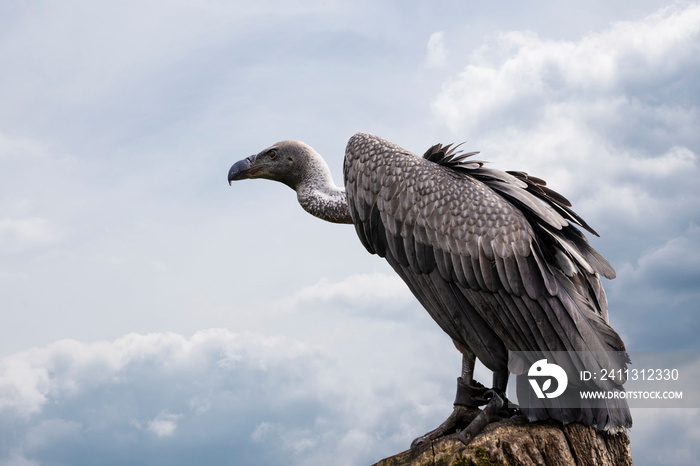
228,155,256,185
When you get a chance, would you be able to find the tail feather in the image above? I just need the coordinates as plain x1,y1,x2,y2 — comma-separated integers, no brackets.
516,374,632,431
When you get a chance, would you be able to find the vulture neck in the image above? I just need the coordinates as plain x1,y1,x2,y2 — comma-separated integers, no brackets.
295,153,353,225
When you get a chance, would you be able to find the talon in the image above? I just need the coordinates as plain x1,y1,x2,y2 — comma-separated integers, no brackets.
410,404,480,448
458,390,504,445
498,403,521,418
410,353,519,449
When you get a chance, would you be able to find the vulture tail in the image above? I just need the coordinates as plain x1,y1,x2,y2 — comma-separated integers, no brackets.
515,374,633,432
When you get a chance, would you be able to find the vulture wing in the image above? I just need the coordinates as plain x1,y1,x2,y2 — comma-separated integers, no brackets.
343,132,631,430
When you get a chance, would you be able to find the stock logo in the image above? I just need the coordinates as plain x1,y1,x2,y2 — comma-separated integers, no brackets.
528,359,568,399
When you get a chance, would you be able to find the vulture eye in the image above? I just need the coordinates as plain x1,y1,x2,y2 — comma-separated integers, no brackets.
267,149,278,160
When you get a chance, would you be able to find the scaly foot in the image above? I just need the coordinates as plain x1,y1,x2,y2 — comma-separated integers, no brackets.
410,404,481,448
458,390,503,445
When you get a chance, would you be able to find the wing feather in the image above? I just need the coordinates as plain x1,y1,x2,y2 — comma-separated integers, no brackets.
478,241,500,292
493,255,513,295
343,133,629,423
514,248,545,300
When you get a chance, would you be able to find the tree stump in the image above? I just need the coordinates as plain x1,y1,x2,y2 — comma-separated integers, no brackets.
372,416,632,466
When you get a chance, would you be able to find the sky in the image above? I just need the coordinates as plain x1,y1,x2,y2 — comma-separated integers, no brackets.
1,0,699,465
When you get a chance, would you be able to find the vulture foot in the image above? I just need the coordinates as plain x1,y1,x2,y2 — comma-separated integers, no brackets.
410,404,481,448
410,377,489,448
454,377,490,406
410,381,521,449
458,390,504,445
457,389,520,445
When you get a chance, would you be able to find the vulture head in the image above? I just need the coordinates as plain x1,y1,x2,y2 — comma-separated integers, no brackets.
228,140,352,224
228,140,326,191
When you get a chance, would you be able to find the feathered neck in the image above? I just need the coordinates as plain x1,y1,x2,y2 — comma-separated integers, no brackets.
295,153,352,224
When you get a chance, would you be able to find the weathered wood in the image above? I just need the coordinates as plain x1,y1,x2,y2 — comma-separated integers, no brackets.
372,416,632,466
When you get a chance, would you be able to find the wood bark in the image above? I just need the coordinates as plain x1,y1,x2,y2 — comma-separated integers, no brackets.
372,416,632,466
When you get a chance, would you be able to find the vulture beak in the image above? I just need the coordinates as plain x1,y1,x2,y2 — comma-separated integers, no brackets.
228,155,256,185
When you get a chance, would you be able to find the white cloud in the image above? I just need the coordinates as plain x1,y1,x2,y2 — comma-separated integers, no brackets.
0,452,39,466
431,3,700,239
434,3,700,134
426,31,446,68
0,330,324,463
0,355,49,416
0,328,455,465
147,411,182,437
0,134,72,253
0,331,307,418
0,217,61,253
286,271,413,314
0,1,698,464
426,8,700,461
629,408,700,465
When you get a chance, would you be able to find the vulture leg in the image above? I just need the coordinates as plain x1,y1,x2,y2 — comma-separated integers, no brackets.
458,368,521,446
410,347,487,448
458,390,504,445
491,368,520,417
410,348,520,448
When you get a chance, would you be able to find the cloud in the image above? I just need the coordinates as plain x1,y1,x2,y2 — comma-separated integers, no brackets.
618,224,700,293
0,330,323,464
430,2,700,355
0,217,62,253
431,2,700,216
146,411,182,437
0,328,456,465
434,3,700,136
442,6,700,462
0,132,78,259
424,8,700,462
608,224,700,349
284,271,415,317
426,31,446,68
2,327,698,465
1,1,698,464
0,452,39,466
629,408,700,465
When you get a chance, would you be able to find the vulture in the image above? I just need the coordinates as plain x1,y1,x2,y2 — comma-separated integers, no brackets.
228,132,632,446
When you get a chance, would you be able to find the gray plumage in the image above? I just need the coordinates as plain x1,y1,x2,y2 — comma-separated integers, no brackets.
228,132,632,433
